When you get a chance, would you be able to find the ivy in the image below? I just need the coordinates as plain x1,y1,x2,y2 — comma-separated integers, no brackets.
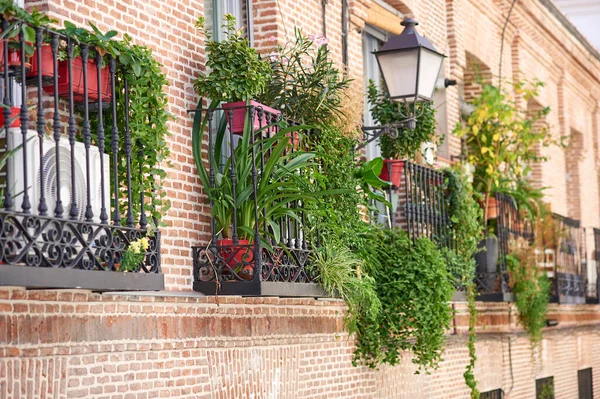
443,167,484,396
367,80,437,160
97,35,172,227
507,239,551,347
354,228,454,371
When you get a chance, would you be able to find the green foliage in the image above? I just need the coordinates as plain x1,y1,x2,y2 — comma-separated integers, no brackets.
443,167,484,287
192,100,343,246
310,244,381,333
463,284,480,399
59,21,119,60
194,15,271,102
258,28,352,126
353,227,454,371
367,80,437,160
454,80,559,221
538,380,554,399
442,167,484,396
106,35,172,227
0,1,56,55
120,237,150,272
506,241,551,346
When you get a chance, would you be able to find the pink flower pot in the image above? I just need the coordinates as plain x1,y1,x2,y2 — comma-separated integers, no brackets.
222,100,281,135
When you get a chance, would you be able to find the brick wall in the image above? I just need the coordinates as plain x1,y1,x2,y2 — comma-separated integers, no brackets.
2,287,600,398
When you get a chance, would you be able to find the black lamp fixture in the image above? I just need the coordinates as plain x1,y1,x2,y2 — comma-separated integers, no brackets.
373,18,446,104
359,18,446,150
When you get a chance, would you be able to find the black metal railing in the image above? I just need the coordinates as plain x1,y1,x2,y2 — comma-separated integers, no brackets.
401,161,451,247
475,193,533,298
191,104,322,297
547,214,586,303
0,18,161,291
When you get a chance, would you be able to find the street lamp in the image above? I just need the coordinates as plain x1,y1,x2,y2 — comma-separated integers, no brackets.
373,18,445,103
359,18,446,149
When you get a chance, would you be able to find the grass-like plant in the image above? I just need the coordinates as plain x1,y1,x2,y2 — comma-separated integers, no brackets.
310,244,381,332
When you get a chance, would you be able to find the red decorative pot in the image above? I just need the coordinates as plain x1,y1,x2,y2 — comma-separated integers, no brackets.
217,238,255,281
222,100,281,135
44,56,111,102
0,107,21,128
379,159,405,188
28,45,54,80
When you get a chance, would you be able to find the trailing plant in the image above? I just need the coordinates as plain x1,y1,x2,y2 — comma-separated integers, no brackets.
194,14,271,102
353,227,454,371
91,34,172,227
454,79,560,221
442,167,484,396
506,237,551,347
367,80,437,160
258,28,352,127
120,237,150,272
463,283,479,399
443,167,484,287
58,21,119,61
310,244,381,333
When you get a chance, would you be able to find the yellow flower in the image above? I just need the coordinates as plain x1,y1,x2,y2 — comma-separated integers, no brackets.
140,237,150,251
130,241,141,254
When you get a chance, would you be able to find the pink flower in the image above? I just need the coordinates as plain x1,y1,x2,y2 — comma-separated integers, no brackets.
268,52,279,62
312,35,328,46
268,35,277,42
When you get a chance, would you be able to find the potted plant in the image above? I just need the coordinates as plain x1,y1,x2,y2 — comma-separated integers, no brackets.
119,237,150,272
367,80,436,187
44,21,116,102
192,99,335,281
0,5,55,72
194,14,276,135
455,80,560,279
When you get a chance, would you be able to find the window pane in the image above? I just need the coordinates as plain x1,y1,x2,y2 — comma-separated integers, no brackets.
579,368,593,399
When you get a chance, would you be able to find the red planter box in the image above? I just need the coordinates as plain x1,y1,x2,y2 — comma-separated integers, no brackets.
28,45,54,80
222,100,281,135
379,159,405,188
0,107,21,128
44,56,111,102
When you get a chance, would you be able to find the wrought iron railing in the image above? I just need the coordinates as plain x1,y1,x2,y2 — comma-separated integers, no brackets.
191,104,322,297
0,18,162,291
382,160,451,246
475,193,533,298
547,214,587,303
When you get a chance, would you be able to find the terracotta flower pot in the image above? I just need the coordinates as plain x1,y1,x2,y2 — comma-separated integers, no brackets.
217,238,255,281
378,159,405,188
44,56,111,102
0,107,21,128
486,196,498,220
222,100,281,135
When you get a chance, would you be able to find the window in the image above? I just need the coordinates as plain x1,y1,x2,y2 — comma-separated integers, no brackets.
579,368,593,399
480,389,503,399
362,25,388,161
536,376,555,399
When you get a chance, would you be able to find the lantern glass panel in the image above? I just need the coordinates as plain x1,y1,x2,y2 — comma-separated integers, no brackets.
377,49,418,101
417,48,444,101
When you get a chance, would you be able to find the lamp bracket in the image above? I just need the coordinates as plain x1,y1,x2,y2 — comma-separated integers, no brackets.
356,117,416,151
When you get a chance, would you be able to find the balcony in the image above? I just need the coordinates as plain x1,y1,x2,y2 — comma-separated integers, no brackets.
191,104,323,297
0,18,163,291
